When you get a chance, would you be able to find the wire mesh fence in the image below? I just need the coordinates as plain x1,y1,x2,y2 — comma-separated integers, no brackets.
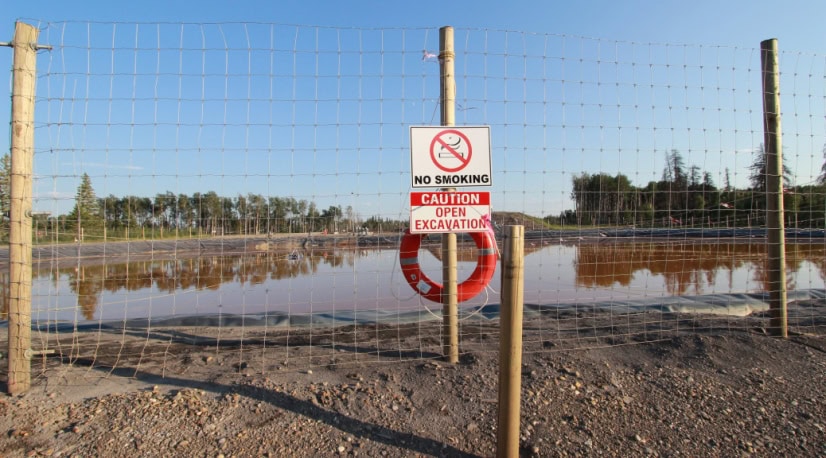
2,21,826,387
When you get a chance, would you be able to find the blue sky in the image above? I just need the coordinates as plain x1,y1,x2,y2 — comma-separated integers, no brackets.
2,1,825,220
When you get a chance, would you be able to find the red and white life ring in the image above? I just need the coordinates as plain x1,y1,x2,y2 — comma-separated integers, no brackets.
399,230,498,303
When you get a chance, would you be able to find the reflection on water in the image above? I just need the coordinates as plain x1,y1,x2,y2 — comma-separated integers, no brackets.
2,241,824,322
574,242,826,296
27,250,363,321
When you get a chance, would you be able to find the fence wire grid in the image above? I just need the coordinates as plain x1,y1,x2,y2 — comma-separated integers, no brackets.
2,21,826,383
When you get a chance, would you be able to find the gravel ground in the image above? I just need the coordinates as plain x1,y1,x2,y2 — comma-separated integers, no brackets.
1,301,825,457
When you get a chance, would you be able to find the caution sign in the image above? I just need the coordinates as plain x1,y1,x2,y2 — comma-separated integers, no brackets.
409,191,491,233
410,126,491,188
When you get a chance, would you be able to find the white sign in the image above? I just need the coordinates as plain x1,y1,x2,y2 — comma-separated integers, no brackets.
409,191,491,233
410,126,492,188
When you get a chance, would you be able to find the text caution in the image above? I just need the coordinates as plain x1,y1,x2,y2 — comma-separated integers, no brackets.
409,191,491,234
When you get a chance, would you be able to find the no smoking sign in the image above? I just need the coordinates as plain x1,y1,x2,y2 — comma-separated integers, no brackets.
410,126,491,188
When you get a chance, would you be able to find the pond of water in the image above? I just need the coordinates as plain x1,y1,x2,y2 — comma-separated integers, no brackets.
20,240,826,323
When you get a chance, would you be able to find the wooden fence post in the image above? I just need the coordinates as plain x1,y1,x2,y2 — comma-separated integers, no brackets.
7,21,39,394
497,225,525,457
439,25,459,363
760,38,788,338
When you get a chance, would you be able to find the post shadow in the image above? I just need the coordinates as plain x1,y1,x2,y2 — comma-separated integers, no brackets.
36,356,482,458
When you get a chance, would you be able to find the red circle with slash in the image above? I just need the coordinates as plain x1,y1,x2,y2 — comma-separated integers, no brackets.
429,129,473,173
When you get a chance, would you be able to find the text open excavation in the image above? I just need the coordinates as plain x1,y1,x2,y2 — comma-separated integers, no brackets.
409,191,491,234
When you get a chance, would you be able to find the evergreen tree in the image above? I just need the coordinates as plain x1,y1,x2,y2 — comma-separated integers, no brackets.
67,173,103,236
723,168,732,191
0,154,10,239
819,143,826,185
661,150,689,217
0,153,10,217
749,143,792,191
662,150,687,187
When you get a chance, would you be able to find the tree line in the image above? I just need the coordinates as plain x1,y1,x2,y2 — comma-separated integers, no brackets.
62,174,407,240
1,146,825,242
0,156,406,242
556,147,826,229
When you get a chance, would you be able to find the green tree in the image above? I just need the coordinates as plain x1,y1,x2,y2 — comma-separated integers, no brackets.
247,193,267,234
220,196,235,234
819,143,826,185
99,194,122,229
662,150,689,217
153,191,176,237
748,144,795,227
202,192,222,235
723,168,732,191
321,205,342,232
0,154,10,239
305,201,320,232
0,153,10,215
66,173,103,240
662,150,687,188
749,143,792,191
268,196,288,233
177,193,193,234
235,194,248,234
570,172,636,226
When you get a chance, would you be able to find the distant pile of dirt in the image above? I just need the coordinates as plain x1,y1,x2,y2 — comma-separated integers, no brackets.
490,212,551,231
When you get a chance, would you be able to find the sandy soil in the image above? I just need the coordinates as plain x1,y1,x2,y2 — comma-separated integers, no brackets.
1,298,825,457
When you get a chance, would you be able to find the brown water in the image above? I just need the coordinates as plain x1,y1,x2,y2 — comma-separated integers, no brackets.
15,240,826,323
